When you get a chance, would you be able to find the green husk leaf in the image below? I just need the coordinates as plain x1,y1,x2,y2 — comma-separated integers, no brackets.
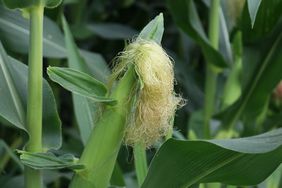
138,13,164,44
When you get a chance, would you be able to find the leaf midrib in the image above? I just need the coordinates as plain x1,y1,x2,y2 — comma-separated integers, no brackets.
0,47,25,127
228,32,282,128
182,153,243,188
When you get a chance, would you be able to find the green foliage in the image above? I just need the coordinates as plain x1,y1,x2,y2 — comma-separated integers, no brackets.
1,0,282,187
17,150,84,170
218,31,282,128
0,5,65,58
47,67,116,105
242,0,282,42
0,42,61,150
61,15,99,144
143,129,282,187
167,0,227,71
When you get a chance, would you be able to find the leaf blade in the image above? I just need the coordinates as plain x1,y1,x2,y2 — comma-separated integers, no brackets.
0,42,62,150
17,150,84,170
167,0,227,70
47,67,116,104
142,129,282,188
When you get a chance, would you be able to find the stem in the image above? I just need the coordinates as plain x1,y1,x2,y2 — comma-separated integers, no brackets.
70,66,137,188
203,0,220,139
24,5,44,188
134,143,148,186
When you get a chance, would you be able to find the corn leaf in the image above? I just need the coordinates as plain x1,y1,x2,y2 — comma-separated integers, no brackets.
0,5,110,80
241,0,282,42
218,31,282,128
47,67,116,105
61,15,98,144
166,0,227,70
17,150,84,170
0,42,62,150
142,129,282,188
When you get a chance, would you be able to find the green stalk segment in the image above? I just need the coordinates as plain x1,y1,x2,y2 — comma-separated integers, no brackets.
24,5,44,188
203,0,220,139
134,143,148,186
70,66,137,188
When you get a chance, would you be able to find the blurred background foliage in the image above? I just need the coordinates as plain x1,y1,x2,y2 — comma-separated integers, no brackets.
1,0,282,187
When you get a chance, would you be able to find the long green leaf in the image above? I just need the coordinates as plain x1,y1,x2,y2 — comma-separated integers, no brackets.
0,42,25,130
61,15,97,144
0,5,65,58
142,128,282,188
47,67,116,104
17,150,84,170
0,42,62,150
0,4,110,78
167,0,227,70
219,32,282,128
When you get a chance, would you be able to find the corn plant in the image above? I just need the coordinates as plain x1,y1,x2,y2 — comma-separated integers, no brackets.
1,0,282,188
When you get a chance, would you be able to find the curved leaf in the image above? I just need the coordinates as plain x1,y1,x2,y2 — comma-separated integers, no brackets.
0,5,110,81
17,150,84,170
142,129,282,188
47,67,116,105
0,42,61,150
0,5,65,58
61,15,98,144
167,0,227,70
218,32,282,128
0,43,25,130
